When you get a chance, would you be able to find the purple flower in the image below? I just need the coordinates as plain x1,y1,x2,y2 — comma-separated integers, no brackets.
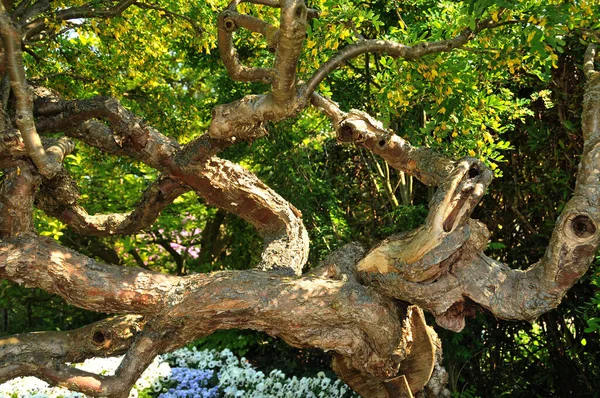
169,242,186,254
188,247,200,259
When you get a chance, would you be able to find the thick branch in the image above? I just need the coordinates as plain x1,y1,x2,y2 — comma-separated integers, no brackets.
34,91,308,274
0,235,180,315
318,104,460,186
271,0,306,107
174,157,308,275
357,46,600,331
311,94,493,282
449,46,600,323
217,10,275,84
34,93,181,170
0,315,145,384
211,0,310,139
37,175,189,236
208,93,281,139
35,94,229,165
8,324,166,398
0,237,439,396
356,150,491,282
0,6,63,177
0,161,40,237
456,44,600,320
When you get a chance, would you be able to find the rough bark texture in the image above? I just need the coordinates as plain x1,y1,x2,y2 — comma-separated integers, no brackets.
0,0,598,396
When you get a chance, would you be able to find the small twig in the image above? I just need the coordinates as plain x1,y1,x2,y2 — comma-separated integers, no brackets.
29,71,93,83
134,2,203,35
22,0,136,41
155,238,186,275
346,20,365,41
22,46,42,62
300,18,519,104
457,45,501,53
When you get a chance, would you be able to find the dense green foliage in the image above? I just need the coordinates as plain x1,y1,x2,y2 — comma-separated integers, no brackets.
1,0,599,395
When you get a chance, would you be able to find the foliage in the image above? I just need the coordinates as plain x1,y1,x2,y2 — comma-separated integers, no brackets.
580,258,600,335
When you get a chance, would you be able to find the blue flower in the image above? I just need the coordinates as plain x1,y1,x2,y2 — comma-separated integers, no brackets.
158,368,218,398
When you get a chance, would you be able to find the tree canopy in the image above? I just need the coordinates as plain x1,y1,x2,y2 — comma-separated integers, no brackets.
1,0,599,396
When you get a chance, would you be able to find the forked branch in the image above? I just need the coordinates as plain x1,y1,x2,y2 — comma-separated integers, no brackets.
0,238,439,396
211,9,504,142
33,89,309,274
37,175,189,237
313,45,600,332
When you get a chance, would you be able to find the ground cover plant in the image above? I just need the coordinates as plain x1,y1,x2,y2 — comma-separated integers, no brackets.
0,347,357,397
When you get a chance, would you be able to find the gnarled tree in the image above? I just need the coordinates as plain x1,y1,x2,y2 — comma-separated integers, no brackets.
0,0,599,397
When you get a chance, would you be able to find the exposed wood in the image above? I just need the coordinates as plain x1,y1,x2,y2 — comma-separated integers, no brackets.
399,307,435,393
385,375,414,398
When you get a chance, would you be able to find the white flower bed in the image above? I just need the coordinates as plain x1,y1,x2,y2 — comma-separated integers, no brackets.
0,347,357,398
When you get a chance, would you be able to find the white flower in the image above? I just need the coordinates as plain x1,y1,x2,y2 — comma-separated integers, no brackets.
0,346,358,398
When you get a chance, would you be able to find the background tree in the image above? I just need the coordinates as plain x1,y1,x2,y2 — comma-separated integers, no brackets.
0,0,599,396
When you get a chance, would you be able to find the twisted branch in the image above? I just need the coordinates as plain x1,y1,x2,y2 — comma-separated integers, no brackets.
312,45,600,332
0,238,436,396
34,90,309,274
0,5,67,178
37,175,189,237
218,10,276,83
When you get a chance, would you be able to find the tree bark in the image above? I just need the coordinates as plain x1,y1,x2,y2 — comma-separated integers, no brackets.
0,0,598,395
